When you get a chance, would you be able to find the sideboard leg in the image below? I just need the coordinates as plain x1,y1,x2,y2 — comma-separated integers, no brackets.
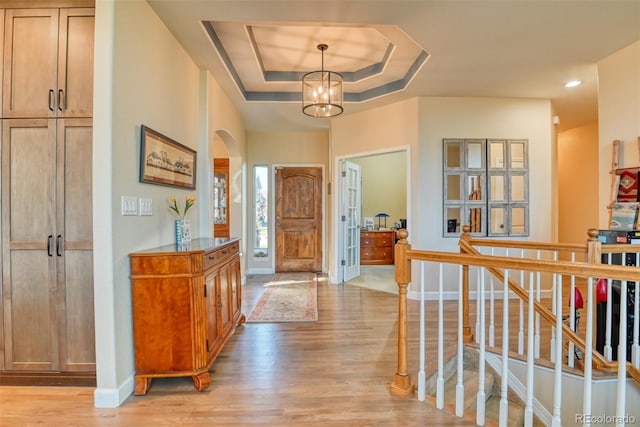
134,376,151,395
192,372,211,391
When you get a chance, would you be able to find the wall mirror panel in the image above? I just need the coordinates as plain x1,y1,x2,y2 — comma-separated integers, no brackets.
444,138,529,237
446,174,462,201
489,141,505,169
445,140,462,168
490,175,505,201
490,206,505,234
467,141,484,169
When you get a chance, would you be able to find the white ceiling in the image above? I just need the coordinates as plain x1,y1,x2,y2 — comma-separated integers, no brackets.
147,0,640,133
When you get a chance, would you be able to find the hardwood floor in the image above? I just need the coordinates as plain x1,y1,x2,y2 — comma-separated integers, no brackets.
0,274,473,426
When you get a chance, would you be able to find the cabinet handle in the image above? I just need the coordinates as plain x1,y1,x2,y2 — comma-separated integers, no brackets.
48,90,55,111
47,235,53,257
58,89,65,111
56,235,62,256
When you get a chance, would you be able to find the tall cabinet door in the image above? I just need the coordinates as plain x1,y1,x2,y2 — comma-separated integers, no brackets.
0,118,95,371
57,9,94,118
57,118,94,371
3,8,94,119
1,119,58,370
2,9,59,118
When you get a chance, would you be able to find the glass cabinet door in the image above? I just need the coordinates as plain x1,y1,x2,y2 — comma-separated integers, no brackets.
213,158,230,238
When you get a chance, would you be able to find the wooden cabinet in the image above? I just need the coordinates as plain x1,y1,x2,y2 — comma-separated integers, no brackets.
3,7,94,118
360,230,395,265
0,4,95,382
213,158,230,238
129,238,244,395
1,118,94,373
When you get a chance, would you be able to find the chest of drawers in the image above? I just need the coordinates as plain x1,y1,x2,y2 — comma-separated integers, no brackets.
360,230,395,265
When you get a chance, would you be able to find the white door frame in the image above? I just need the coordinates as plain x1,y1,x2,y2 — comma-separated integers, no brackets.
333,146,411,284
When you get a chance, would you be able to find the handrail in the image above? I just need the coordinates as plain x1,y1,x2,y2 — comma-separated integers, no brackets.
460,238,611,372
466,238,588,255
391,228,640,400
462,232,640,386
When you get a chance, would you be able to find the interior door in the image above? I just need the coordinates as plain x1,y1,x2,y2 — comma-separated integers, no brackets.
342,160,361,282
275,167,323,272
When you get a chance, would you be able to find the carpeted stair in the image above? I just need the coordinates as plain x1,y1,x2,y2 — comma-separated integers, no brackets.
425,348,541,426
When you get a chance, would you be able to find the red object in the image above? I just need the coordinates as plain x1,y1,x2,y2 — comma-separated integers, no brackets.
596,278,608,304
569,287,584,309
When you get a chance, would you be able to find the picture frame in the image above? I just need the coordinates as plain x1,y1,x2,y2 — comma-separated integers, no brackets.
139,125,197,189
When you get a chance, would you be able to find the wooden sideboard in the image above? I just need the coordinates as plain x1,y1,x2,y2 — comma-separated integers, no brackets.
129,238,244,395
360,230,395,265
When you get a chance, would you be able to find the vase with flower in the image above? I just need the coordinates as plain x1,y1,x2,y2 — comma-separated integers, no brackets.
170,196,195,247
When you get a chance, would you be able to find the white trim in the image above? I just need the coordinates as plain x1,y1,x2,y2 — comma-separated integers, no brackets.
246,267,274,275
93,375,134,408
484,351,552,426
333,145,411,284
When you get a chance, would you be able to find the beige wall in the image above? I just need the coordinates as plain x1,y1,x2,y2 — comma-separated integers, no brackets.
418,97,554,249
246,130,329,272
598,40,640,228
557,122,599,244
93,0,246,407
329,99,417,282
351,152,407,227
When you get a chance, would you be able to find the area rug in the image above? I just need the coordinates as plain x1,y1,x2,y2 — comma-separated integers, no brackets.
247,272,318,323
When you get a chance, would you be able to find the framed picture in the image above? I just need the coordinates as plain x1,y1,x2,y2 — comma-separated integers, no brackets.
363,217,374,230
139,125,197,189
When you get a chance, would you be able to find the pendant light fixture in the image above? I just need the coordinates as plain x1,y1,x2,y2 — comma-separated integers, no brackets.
302,44,343,118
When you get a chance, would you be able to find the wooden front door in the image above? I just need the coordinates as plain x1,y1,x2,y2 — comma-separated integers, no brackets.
275,167,323,272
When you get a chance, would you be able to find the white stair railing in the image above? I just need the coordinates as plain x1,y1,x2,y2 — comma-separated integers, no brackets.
392,229,640,427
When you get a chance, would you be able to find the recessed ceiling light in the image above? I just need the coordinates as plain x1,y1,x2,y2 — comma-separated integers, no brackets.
564,80,582,88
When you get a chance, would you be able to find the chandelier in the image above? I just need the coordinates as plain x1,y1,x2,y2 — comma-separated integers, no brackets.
302,44,343,118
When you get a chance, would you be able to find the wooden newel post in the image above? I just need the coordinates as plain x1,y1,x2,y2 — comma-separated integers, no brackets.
390,229,415,397
586,228,601,265
460,225,473,343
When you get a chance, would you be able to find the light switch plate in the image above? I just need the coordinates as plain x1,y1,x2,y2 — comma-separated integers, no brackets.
139,198,153,216
121,196,138,216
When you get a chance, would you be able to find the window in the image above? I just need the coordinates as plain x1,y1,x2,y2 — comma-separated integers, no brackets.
443,138,529,237
253,165,269,258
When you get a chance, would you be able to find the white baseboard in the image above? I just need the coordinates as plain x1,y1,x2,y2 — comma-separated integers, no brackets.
93,374,134,408
246,267,274,275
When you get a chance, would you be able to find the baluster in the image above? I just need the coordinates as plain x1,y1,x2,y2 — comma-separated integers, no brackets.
456,265,465,417
568,252,576,368
418,262,426,401
535,249,541,359
437,263,444,409
616,280,628,425
476,267,481,344
605,253,613,361
489,248,495,347
583,277,594,427
550,251,558,363
552,273,563,427
519,249,525,355
524,271,534,427
476,267,486,426
499,270,510,427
